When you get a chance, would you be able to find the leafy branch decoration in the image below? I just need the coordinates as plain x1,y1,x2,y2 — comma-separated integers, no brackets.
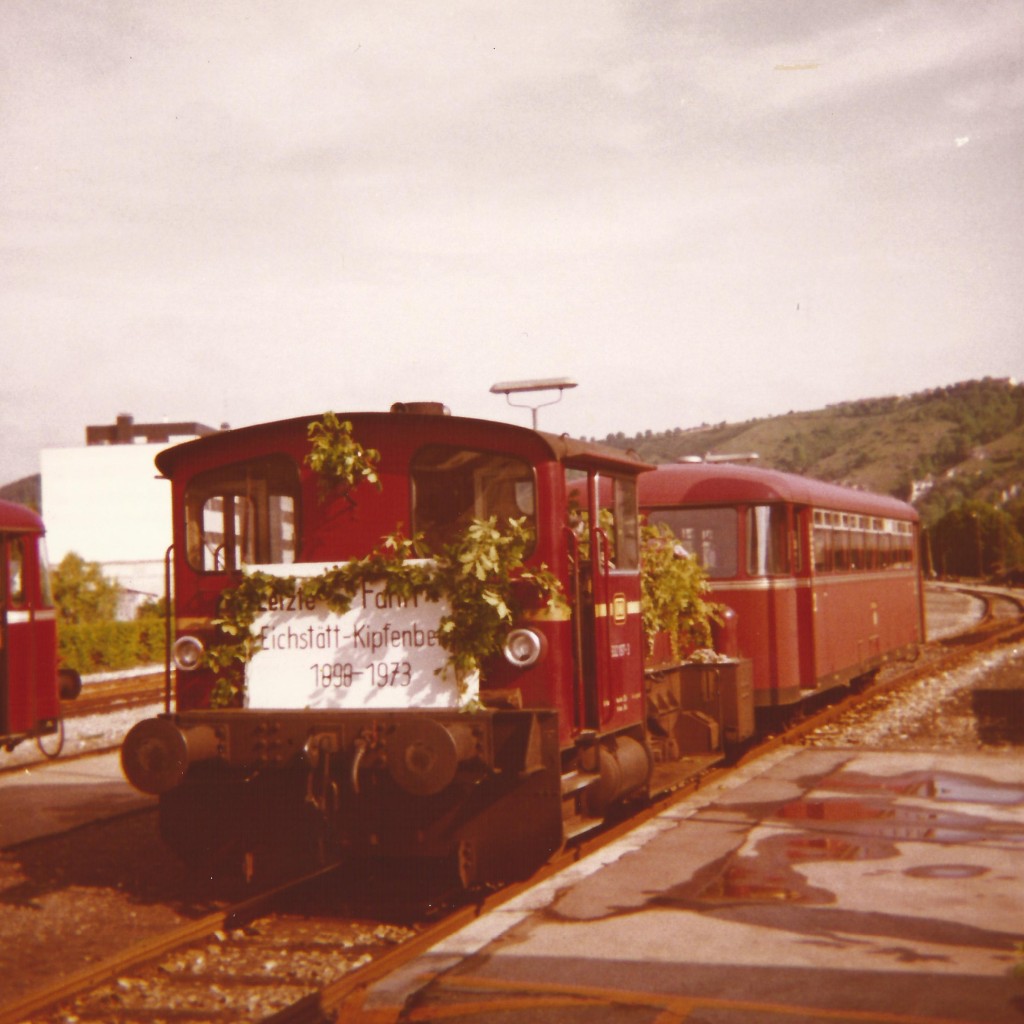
206,517,566,708
304,411,381,497
639,521,722,660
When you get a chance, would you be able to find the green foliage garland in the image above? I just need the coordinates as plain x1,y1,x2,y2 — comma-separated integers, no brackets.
640,522,722,660
205,517,566,709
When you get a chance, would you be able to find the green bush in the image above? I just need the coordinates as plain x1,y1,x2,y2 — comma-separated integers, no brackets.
58,620,166,676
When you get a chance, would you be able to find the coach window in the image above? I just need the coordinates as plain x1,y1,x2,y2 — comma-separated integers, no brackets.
833,529,850,572
411,446,536,553
646,507,737,579
6,536,26,606
185,456,299,573
747,505,790,577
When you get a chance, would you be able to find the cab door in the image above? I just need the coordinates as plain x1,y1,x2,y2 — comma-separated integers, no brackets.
585,473,645,734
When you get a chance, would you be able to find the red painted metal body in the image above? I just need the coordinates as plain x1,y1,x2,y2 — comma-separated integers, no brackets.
0,500,61,751
639,463,924,709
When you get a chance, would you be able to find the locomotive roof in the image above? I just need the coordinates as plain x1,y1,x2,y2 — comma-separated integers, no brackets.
639,462,918,521
0,498,44,533
154,408,651,477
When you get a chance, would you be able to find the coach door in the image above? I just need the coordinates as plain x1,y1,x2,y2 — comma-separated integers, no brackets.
0,532,29,740
0,532,59,744
575,471,645,734
0,532,9,738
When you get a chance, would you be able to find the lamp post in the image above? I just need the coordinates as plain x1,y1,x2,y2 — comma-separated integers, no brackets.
490,377,578,430
969,510,984,578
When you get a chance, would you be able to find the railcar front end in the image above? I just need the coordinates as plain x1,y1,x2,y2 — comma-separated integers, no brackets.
1,500,77,755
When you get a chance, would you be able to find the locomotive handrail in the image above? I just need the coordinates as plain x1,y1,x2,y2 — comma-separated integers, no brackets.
163,544,174,714
594,526,612,577
591,526,618,728
562,524,587,731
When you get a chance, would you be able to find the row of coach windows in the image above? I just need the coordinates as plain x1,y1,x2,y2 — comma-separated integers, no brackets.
812,511,915,573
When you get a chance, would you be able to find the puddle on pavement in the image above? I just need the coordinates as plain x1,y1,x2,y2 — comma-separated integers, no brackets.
814,769,1024,806
697,827,895,903
775,797,1001,844
904,864,989,880
695,770,1024,904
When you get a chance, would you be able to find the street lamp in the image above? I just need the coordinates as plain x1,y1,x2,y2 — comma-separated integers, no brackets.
967,510,985,578
490,377,578,430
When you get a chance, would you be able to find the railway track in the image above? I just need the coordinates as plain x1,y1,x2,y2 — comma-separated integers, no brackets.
5,585,1022,1024
60,672,166,719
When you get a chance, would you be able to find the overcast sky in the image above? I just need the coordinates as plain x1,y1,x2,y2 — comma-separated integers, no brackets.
2,1,1022,483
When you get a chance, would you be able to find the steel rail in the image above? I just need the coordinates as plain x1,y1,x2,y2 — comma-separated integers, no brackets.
0,862,343,1024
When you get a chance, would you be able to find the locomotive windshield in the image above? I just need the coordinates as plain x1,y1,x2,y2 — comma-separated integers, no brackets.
184,455,299,572
411,445,536,552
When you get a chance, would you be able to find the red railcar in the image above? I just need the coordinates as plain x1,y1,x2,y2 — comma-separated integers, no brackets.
639,462,924,715
1,500,79,756
123,404,693,885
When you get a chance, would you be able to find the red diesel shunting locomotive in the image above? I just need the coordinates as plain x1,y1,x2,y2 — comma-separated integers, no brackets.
1,500,80,757
121,404,920,887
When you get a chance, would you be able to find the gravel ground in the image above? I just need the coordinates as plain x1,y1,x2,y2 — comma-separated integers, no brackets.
802,640,1024,751
0,701,164,779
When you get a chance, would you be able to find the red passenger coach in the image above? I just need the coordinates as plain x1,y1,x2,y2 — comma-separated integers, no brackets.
639,463,924,716
1,500,78,756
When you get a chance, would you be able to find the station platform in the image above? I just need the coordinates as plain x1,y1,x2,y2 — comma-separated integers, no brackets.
356,746,1024,1024
0,751,154,848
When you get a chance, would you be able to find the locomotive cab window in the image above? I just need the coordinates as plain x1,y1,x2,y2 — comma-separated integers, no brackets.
411,445,536,552
595,474,639,570
184,456,299,572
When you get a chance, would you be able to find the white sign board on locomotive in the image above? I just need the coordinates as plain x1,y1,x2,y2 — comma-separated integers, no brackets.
244,563,478,710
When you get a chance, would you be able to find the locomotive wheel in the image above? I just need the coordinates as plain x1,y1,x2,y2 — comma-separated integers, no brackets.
35,720,65,760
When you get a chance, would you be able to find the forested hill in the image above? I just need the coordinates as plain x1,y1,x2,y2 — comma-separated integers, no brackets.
600,378,1024,526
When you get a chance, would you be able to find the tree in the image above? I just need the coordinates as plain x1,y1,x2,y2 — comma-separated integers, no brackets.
928,501,1024,578
51,552,121,624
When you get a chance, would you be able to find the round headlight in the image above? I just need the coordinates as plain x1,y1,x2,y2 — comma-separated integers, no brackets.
173,635,205,671
502,627,546,669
